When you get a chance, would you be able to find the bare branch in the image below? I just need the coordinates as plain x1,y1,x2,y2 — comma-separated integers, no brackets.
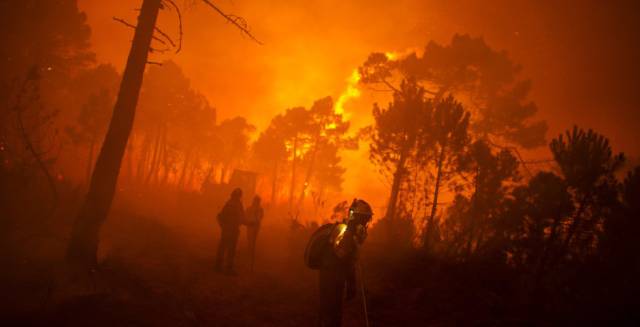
112,16,137,29
365,85,394,93
200,0,263,45
113,17,169,46
13,69,58,217
154,25,176,48
162,0,183,53
147,61,163,66
149,46,171,54
382,79,399,93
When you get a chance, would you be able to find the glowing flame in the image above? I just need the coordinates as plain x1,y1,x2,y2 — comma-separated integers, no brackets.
384,51,398,61
334,69,361,119
285,139,313,159
329,51,400,130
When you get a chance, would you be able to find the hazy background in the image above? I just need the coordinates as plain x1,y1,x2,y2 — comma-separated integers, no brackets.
78,0,640,201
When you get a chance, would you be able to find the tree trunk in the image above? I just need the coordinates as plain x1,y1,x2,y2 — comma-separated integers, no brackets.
296,138,320,212
424,143,446,249
160,140,170,186
384,142,410,222
221,164,229,183
410,163,420,219
145,126,162,185
465,165,480,259
202,164,214,190
86,139,95,186
186,156,197,189
152,128,167,185
125,133,135,184
217,164,224,184
66,0,161,266
178,147,192,188
271,159,279,205
288,136,299,211
136,134,151,183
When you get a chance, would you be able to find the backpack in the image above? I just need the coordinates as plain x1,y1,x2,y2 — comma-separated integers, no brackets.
304,223,335,269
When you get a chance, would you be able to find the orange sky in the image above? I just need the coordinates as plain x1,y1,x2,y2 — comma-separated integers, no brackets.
78,0,640,208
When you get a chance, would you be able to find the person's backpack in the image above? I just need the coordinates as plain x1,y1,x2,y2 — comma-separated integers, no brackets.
304,223,335,269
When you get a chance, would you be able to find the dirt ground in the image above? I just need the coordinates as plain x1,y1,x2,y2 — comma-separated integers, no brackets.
3,189,632,326
1,192,380,326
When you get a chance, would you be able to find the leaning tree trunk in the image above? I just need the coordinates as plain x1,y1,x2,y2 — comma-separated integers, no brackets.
382,141,411,243
385,142,411,222
67,0,161,266
424,143,446,249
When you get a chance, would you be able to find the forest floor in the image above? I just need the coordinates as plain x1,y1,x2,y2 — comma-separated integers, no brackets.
1,191,390,326
1,189,627,326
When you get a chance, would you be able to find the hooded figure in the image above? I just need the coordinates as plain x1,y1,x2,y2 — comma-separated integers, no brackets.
216,188,245,275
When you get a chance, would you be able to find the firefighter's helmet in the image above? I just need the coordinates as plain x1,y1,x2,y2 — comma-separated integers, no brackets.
348,199,373,223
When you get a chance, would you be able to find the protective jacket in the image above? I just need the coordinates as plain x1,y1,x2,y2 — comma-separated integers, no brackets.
317,223,358,327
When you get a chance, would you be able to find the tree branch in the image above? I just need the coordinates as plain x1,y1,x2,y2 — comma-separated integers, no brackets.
154,25,176,48
113,16,169,47
200,0,263,45
162,0,183,53
13,68,59,219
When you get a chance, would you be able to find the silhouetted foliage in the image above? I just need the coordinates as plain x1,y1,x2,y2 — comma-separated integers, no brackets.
422,95,470,249
360,34,547,149
499,171,573,272
550,126,625,262
251,96,353,218
369,79,428,224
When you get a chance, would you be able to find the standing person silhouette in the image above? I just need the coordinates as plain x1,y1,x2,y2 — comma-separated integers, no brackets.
245,195,264,272
216,188,244,275
305,199,373,327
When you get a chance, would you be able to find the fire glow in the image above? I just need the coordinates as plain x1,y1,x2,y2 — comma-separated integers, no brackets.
333,69,361,119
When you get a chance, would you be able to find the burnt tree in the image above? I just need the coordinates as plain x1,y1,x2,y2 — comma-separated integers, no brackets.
67,0,162,265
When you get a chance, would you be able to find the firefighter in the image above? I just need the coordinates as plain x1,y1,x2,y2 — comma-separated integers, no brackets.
216,188,245,275
316,199,373,327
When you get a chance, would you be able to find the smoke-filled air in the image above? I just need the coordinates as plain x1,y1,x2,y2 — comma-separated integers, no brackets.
2,0,639,326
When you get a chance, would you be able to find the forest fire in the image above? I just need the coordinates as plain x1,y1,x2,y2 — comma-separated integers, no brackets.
1,0,639,326
334,69,361,118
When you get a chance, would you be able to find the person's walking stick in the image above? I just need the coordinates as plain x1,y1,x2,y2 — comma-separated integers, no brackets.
357,263,370,327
